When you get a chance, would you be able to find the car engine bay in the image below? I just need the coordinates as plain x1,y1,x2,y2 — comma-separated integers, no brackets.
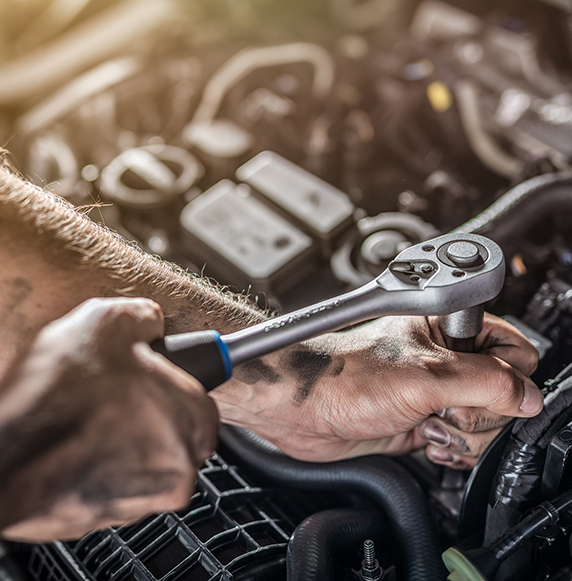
2,0,572,579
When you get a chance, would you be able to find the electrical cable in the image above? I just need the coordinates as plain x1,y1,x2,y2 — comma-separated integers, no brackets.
444,488,572,581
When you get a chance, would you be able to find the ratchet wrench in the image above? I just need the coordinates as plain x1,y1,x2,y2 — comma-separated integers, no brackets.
152,233,505,390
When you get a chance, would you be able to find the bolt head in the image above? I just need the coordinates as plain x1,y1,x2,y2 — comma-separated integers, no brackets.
446,241,481,267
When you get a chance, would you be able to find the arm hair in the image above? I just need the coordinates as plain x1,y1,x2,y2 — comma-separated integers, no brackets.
0,152,265,335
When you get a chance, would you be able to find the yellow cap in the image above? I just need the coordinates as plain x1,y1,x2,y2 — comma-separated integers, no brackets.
427,81,453,113
442,547,488,581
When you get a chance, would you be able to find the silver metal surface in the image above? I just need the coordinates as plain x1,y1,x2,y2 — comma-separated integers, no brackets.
223,232,505,365
446,241,481,267
438,304,486,351
438,304,485,340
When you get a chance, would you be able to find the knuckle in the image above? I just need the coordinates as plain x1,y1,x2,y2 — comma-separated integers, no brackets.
418,350,459,382
134,298,163,319
82,297,105,309
524,345,540,375
77,297,110,320
450,435,486,458
449,434,472,456
445,408,509,432
445,409,478,432
488,360,521,411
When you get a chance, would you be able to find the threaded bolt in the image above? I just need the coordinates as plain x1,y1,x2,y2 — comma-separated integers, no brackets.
362,539,382,580
364,539,376,568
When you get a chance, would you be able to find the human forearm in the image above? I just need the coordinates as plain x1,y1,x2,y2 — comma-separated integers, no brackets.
0,163,264,373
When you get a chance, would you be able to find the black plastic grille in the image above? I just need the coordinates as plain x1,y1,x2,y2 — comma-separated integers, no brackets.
29,453,345,581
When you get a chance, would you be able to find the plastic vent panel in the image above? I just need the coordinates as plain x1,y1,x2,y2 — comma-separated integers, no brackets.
29,453,346,581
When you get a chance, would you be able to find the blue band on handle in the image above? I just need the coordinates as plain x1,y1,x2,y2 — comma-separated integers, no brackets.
211,331,233,381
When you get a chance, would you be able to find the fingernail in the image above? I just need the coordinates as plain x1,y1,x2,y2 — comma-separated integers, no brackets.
420,422,451,446
520,380,544,415
436,409,447,418
429,447,456,463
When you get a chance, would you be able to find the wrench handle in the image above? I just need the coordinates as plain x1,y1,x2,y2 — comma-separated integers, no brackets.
151,330,232,392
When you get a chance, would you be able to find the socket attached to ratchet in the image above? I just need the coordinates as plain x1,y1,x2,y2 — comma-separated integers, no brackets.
152,233,505,390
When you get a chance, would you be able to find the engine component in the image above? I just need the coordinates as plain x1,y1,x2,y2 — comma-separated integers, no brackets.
187,43,334,127
456,365,572,580
236,151,355,257
331,212,440,287
360,539,389,581
411,0,572,179
286,508,386,581
219,425,446,581
184,119,254,159
444,488,572,581
100,144,203,208
183,42,335,159
15,57,142,138
26,131,79,199
28,453,353,581
0,0,175,105
522,278,572,377
180,180,316,295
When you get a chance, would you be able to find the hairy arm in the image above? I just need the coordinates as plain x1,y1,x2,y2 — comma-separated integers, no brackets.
0,163,264,376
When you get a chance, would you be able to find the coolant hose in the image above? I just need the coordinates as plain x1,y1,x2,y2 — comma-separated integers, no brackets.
455,171,572,253
219,425,446,581
287,507,383,581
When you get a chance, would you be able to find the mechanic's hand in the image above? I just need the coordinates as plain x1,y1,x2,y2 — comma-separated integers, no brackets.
414,314,539,469
213,313,540,468
0,298,218,542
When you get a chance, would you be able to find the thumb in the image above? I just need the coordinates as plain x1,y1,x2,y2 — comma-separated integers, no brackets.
66,297,165,346
434,353,544,418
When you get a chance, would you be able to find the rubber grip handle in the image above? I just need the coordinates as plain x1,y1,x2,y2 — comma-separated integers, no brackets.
150,330,232,392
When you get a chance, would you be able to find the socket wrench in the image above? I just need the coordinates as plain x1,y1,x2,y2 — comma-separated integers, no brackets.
152,232,505,390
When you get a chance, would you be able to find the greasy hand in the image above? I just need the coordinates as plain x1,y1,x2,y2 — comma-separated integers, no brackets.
0,298,218,542
213,313,540,467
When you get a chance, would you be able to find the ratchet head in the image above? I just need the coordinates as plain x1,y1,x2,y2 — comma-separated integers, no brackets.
375,232,505,352
375,232,505,317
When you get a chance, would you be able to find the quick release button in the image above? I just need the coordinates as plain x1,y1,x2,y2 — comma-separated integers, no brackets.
446,241,481,267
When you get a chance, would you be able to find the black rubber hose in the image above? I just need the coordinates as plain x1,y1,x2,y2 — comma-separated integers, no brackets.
219,425,446,581
455,171,572,253
286,508,383,581
491,489,572,563
452,489,572,580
